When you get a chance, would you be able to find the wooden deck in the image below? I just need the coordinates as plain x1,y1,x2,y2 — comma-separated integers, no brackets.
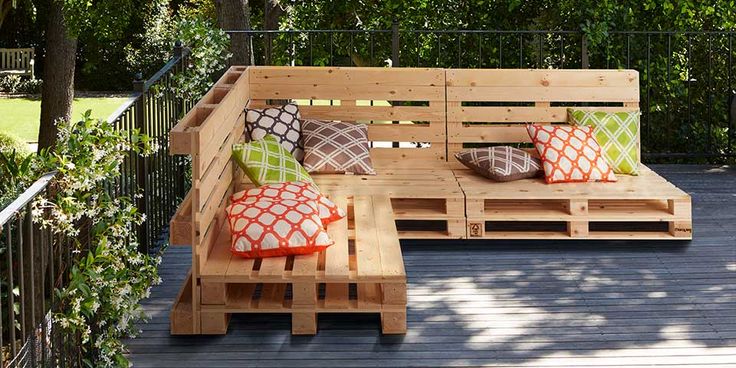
126,164,736,367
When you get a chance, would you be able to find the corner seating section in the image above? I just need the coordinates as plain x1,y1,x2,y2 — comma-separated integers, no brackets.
167,66,692,335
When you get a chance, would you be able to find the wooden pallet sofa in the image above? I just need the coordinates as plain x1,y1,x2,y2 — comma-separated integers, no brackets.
166,66,692,336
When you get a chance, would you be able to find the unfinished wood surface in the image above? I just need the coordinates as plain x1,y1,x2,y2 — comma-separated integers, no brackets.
457,165,692,240
169,190,192,246
247,66,447,165
446,69,640,155
311,167,465,239
183,194,407,335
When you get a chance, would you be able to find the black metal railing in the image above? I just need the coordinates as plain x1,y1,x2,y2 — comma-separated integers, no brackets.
107,42,194,253
0,42,196,366
0,172,82,367
226,27,736,161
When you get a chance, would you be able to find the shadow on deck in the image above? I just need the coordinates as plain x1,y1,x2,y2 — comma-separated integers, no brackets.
126,164,736,367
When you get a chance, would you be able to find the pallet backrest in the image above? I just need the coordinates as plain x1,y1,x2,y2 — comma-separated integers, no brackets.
0,48,34,73
445,69,640,158
170,66,250,274
247,66,447,168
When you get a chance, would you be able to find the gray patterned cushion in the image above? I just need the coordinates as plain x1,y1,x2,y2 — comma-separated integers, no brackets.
245,103,304,161
301,120,376,175
455,146,542,182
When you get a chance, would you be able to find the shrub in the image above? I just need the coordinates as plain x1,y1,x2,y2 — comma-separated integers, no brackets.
0,75,43,94
0,131,30,155
171,15,231,100
32,111,159,366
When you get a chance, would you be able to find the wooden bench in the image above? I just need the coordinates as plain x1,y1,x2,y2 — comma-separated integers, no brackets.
167,66,692,335
0,48,34,79
446,69,692,239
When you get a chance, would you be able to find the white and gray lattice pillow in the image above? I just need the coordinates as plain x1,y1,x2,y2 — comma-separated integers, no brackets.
455,146,542,182
245,103,304,161
301,120,376,175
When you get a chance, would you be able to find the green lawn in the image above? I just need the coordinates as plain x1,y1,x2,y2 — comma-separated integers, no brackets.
0,97,128,142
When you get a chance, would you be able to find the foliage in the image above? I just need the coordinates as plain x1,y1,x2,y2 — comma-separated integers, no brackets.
0,75,43,94
170,14,231,99
124,0,177,79
0,149,34,209
0,131,30,155
31,111,160,367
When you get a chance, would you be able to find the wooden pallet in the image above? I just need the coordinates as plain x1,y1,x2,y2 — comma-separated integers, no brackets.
171,194,407,335
310,166,465,239
455,166,692,240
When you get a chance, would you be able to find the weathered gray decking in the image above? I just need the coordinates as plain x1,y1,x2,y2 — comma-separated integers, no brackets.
126,164,736,367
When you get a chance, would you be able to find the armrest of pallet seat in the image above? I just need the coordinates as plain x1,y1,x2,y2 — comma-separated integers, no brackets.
170,190,193,246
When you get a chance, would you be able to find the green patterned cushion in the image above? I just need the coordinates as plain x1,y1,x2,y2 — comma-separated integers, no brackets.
232,135,314,186
568,109,640,175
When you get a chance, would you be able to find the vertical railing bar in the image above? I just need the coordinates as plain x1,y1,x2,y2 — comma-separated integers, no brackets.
330,32,334,66
417,32,421,67
519,33,523,67
18,214,26,341
560,34,564,68
6,223,16,359
646,34,651,152
0,224,4,368
627,34,631,69
499,34,503,68
478,33,482,68
538,33,543,67
457,32,462,67
707,34,713,155
437,33,441,67
667,33,672,158
687,34,692,157
26,207,36,366
730,33,734,155
349,32,354,66
369,32,374,67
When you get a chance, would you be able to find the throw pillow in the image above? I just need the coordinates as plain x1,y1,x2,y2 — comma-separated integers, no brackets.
232,134,314,186
245,103,304,161
526,124,617,184
231,181,345,226
568,109,640,175
454,146,542,182
301,120,377,175
226,198,333,258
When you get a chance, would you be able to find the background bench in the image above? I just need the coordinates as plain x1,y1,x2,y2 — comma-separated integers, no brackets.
0,48,35,79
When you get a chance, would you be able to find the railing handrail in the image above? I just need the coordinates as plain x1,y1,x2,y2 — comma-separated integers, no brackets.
224,28,736,35
0,171,56,226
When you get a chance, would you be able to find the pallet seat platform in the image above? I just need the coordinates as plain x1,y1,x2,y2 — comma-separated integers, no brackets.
312,165,465,239
167,65,693,336
171,193,407,335
455,165,692,239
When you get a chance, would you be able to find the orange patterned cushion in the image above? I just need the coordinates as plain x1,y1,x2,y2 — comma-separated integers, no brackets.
526,124,617,184
226,199,333,258
231,181,345,226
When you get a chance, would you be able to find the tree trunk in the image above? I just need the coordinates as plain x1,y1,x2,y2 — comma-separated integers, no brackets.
215,0,253,65
263,0,284,65
38,0,76,151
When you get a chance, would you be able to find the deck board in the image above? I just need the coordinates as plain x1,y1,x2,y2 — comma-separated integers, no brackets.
127,164,736,367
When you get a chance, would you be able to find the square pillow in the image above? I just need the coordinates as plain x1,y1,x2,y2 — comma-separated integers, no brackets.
231,181,345,226
245,103,304,161
526,124,617,184
301,120,377,175
226,198,333,258
568,109,640,175
232,134,315,186
455,146,542,182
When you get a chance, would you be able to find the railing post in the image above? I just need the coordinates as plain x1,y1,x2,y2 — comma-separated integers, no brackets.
173,41,187,200
133,73,149,253
391,18,400,67
581,34,589,69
